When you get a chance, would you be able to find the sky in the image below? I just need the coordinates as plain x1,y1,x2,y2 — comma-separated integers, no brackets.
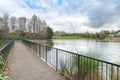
0,0,120,33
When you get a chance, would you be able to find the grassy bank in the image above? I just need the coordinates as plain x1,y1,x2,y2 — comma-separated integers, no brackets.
0,40,8,49
52,36,90,40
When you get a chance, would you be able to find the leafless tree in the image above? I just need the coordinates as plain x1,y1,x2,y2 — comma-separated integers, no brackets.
2,13,9,32
31,14,37,33
18,17,26,37
42,20,47,27
10,16,17,32
28,19,32,33
36,17,42,33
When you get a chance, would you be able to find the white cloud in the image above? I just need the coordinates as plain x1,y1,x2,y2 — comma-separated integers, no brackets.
46,14,89,32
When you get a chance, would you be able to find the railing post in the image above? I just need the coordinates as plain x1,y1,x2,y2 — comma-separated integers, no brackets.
56,49,58,71
38,44,41,57
78,55,80,80
37,44,39,54
46,46,47,62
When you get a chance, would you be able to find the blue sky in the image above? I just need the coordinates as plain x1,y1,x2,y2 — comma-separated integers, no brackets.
0,0,120,32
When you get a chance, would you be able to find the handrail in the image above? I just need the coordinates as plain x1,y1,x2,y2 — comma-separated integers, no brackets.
0,40,14,71
22,39,120,80
23,39,120,67
0,41,12,51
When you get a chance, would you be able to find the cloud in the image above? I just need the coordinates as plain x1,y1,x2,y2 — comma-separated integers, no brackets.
46,14,89,32
85,0,120,29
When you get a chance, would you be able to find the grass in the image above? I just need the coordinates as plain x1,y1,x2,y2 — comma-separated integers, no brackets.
59,50,104,80
52,36,90,40
59,50,119,80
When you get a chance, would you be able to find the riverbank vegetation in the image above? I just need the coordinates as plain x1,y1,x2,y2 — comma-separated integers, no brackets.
59,51,104,80
59,50,119,80
54,30,120,41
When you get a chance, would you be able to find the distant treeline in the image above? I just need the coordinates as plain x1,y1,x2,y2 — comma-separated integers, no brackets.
0,13,53,39
54,30,120,40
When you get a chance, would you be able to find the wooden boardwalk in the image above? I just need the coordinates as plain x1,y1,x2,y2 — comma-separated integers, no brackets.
7,41,65,80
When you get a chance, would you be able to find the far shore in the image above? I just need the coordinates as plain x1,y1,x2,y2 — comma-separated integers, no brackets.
52,36,90,40
52,36,120,42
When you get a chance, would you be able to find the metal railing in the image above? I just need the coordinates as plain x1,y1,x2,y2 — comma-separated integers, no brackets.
0,40,14,71
22,39,120,80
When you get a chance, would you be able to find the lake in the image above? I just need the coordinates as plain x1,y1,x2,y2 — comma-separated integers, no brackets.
32,39,120,63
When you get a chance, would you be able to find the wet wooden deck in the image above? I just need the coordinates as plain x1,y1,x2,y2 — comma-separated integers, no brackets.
7,41,65,80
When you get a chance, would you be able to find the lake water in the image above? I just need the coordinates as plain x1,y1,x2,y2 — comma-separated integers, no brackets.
32,39,120,63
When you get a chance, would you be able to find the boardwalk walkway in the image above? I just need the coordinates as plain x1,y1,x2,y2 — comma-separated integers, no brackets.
7,41,65,80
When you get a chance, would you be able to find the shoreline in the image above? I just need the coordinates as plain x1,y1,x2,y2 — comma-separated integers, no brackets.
52,36,90,40
52,36,120,42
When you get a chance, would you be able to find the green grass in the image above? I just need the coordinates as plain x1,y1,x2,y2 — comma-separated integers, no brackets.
52,36,90,40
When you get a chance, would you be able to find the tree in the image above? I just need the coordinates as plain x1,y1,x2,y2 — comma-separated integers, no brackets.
18,17,26,37
2,13,9,32
36,17,41,33
42,20,47,27
10,16,17,32
28,20,32,33
31,15,37,33
43,27,53,39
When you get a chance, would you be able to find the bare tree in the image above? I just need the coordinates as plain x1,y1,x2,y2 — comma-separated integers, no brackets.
18,17,26,37
42,20,47,27
31,14,37,33
2,13,9,32
10,16,17,32
28,19,32,33
36,17,42,33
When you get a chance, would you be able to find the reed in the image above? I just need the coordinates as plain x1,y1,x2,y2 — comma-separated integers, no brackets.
60,50,104,80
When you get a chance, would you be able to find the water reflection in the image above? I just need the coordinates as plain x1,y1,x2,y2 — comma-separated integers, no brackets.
32,39,54,51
